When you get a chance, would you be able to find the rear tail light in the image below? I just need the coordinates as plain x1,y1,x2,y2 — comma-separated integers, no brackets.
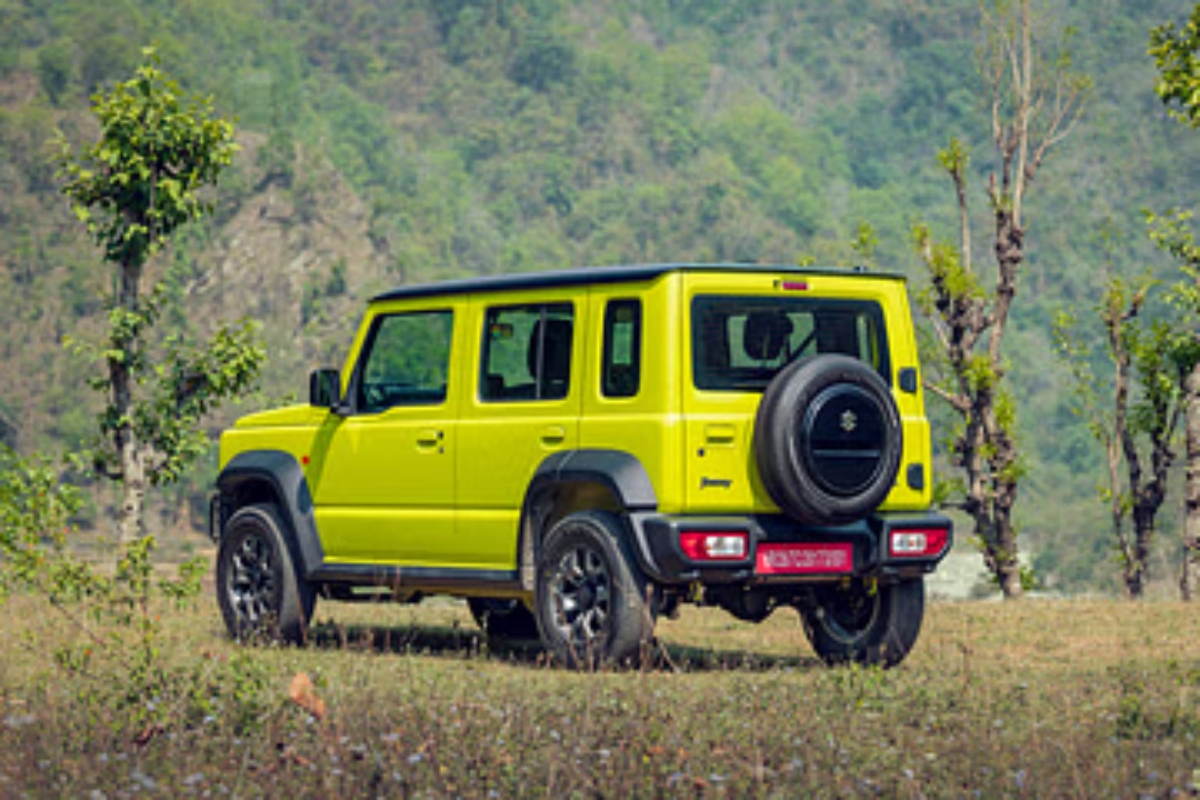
680,531,748,561
889,527,950,559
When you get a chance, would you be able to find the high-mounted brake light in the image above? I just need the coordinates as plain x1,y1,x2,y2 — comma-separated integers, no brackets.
781,280,809,291
680,531,748,561
889,527,950,559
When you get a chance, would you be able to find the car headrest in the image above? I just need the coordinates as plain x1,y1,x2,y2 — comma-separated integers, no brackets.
743,311,793,362
528,318,573,383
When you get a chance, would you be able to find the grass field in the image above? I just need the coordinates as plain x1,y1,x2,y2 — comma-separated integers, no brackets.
1,592,1198,797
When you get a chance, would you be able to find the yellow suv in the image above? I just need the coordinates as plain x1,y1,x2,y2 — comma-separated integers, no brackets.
212,264,951,667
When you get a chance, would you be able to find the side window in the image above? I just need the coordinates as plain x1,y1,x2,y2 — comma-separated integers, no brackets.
356,310,453,412
602,299,641,398
481,303,573,402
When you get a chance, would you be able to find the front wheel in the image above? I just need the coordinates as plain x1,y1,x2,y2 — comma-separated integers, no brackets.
534,511,655,668
216,503,315,644
799,577,924,668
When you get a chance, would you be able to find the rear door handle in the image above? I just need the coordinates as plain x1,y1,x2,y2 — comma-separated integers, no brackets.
540,425,566,446
705,424,736,444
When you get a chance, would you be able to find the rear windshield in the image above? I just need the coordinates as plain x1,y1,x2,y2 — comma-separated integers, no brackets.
692,295,889,392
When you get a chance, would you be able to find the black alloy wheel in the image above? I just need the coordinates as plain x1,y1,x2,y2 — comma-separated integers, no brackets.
228,531,278,628
216,503,315,644
800,577,925,668
548,543,613,646
534,511,655,668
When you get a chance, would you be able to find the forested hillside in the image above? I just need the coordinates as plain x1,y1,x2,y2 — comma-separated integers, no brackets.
2,0,1198,593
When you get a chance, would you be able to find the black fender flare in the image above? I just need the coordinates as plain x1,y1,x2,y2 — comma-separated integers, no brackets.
215,450,324,579
516,449,657,589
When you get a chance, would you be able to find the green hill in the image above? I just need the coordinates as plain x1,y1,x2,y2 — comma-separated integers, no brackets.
2,0,1199,593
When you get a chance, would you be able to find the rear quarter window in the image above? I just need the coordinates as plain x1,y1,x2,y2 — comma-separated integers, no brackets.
602,299,642,398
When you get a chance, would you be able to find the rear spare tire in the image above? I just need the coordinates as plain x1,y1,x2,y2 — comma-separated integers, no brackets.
754,354,901,526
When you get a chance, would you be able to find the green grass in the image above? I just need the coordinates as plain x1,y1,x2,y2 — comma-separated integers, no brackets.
2,593,1199,797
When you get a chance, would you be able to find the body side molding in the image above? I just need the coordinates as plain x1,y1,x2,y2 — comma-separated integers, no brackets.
309,564,522,594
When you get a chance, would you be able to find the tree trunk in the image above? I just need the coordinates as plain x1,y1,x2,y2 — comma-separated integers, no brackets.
1127,507,1153,599
989,209,1023,600
993,506,1024,598
1182,362,1200,600
117,431,146,545
113,261,144,545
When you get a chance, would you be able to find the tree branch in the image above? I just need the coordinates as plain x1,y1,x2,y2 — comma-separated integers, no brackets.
925,381,971,414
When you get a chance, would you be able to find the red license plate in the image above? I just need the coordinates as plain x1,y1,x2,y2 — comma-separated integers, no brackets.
755,543,853,575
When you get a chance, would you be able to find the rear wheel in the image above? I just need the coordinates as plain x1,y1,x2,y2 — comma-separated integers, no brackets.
534,511,655,668
468,597,539,640
800,577,924,668
216,503,315,644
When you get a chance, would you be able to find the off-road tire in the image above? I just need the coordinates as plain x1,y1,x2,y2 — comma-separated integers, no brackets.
468,597,540,640
216,503,315,644
534,511,655,668
799,577,924,668
754,354,902,526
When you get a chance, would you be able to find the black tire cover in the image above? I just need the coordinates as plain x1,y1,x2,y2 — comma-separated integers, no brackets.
753,354,902,526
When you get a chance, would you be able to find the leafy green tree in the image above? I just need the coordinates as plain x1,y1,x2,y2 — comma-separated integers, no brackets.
0,447,82,602
1143,211,1200,598
57,51,264,545
1054,274,1183,598
1151,5,1200,129
913,0,1089,598
1150,5,1200,599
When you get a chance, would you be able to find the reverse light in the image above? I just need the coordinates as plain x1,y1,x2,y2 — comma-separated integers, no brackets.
680,531,748,561
889,527,950,559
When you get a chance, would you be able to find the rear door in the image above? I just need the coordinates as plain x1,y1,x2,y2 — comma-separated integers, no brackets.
455,292,583,569
682,272,891,514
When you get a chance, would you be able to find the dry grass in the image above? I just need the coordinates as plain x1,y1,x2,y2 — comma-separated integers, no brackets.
1,592,1199,797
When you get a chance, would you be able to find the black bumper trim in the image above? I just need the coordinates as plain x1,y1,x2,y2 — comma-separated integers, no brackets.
627,510,953,586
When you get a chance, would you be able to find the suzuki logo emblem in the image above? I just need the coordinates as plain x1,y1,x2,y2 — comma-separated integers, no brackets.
840,410,858,432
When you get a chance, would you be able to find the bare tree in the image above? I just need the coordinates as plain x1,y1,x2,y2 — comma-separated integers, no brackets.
914,0,1089,598
1055,272,1182,598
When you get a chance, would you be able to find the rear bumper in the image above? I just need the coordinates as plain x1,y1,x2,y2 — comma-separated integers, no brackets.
626,510,953,586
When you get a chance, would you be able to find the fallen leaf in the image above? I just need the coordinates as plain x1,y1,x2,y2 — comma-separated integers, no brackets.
288,672,327,720
133,723,163,750
277,744,312,768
